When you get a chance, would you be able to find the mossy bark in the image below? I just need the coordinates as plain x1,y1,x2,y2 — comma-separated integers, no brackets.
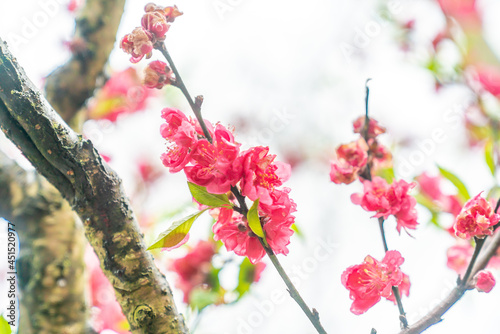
0,40,188,334
0,152,93,334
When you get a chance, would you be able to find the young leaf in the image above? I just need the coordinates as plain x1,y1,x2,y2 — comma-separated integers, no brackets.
484,139,496,176
247,199,265,239
235,257,257,300
437,165,470,202
375,167,395,184
187,182,232,208
189,286,221,311
0,315,11,334
148,209,209,250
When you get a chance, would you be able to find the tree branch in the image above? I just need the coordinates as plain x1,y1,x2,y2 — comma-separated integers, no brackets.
0,151,94,333
44,0,126,123
398,230,500,334
0,40,188,334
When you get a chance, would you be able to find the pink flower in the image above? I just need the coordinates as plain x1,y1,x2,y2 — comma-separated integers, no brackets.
437,0,478,22
341,250,410,315
238,146,291,205
212,193,295,264
351,177,418,233
184,125,242,194
473,270,495,293
353,116,386,139
141,11,170,39
370,141,393,171
330,138,368,184
120,27,154,63
88,68,152,121
144,60,175,89
145,4,183,23
446,243,473,275
415,172,443,201
171,241,216,303
454,193,500,239
471,64,500,97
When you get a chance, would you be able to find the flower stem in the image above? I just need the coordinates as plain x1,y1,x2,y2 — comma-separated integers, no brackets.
363,81,407,328
258,238,328,334
158,41,327,334
460,237,485,286
378,217,389,252
156,43,213,143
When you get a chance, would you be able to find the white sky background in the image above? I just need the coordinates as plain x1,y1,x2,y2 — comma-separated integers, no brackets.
1,0,500,333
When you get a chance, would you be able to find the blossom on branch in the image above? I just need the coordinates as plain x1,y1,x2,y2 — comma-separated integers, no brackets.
160,109,296,263
351,177,418,233
473,270,496,293
330,138,368,184
453,193,500,239
121,4,183,63
144,60,175,89
341,250,410,315
353,116,386,139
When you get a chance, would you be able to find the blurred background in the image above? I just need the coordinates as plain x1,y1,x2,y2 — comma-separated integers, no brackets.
1,0,500,333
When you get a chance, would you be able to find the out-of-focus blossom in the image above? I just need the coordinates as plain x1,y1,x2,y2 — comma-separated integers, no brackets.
353,116,386,139
88,68,153,122
85,248,129,333
171,241,216,303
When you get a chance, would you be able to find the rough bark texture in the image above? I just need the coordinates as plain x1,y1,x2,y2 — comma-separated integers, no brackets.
44,0,127,123
0,0,129,332
0,39,188,334
0,152,93,334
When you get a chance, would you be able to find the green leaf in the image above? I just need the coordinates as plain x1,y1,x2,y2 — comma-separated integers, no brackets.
484,139,496,176
291,223,305,240
247,199,265,239
189,286,221,311
375,167,395,184
437,165,470,202
147,209,208,250
0,315,11,334
414,193,440,213
187,182,232,208
235,258,258,300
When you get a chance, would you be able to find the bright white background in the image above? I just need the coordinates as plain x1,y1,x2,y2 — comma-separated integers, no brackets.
1,0,500,333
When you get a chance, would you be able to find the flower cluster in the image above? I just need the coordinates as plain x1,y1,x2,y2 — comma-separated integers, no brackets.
330,116,391,184
341,250,410,315
453,193,500,239
351,176,418,233
121,3,182,63
161,108,295,263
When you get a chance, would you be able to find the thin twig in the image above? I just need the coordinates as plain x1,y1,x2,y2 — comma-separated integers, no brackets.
258,238,328,334
156,43,213,142
399,197,500,333
363,80,407,328
157,41,328,334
